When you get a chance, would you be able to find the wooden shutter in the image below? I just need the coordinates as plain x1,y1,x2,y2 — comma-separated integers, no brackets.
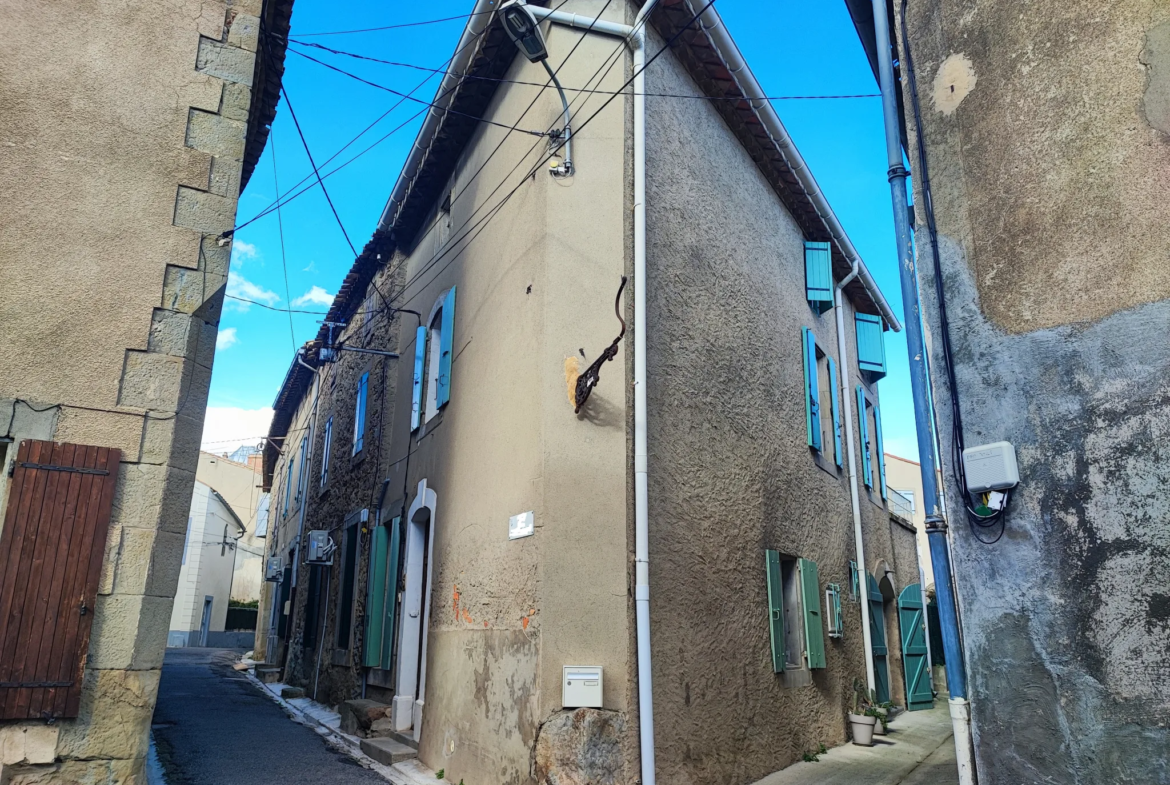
898,584,933,711
765,549,785,673
363,524,389,668
436,286,456,409
801,328,821,451
0,440,120,720
379,516,402,671
410,325,427,431
857,385,872,488
855,313,887,379
798,558,826,669
874,404,888,500
828,356,842,468
804,241,833,314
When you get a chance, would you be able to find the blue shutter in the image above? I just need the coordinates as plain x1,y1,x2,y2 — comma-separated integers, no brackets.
828,357,842,468
855,313,887,379
857,385,872,488
410,325,426,431
804,241,833,314
380,516,402,671
436,286,456,409
354,372,368,454
874,404,888,500
802,328,821,451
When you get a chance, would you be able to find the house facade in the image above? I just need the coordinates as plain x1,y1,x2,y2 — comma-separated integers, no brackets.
0,0,290,781
259,2,925,783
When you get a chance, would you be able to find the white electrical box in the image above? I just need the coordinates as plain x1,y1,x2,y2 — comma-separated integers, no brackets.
265,557,284,581
962,441,1019,493
562,666,603,709
306,530,335,564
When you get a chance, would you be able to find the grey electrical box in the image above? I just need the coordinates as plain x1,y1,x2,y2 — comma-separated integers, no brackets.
264,557,284,581
962,441,1019,493
306,531,335,564
563,666,603,709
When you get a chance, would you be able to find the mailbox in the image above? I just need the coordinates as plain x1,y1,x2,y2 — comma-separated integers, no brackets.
562,665,603,709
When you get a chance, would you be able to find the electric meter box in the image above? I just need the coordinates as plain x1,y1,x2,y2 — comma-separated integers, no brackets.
962,441,1019,493
264,557,284,582
562,666,603,709
306,530,334,564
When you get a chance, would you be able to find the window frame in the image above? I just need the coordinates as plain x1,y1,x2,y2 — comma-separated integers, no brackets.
353,371,369,456
320,416,333,488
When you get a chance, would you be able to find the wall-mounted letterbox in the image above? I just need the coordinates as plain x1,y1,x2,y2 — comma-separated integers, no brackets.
563,665,603,709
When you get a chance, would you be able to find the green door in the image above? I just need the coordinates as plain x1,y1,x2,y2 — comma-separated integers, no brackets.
868,574,890,703
898,583,933,711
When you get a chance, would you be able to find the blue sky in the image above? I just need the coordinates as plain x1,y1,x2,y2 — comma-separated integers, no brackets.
203,0,921,462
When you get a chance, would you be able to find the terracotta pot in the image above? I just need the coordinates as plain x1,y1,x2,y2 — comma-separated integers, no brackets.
849,713,877,746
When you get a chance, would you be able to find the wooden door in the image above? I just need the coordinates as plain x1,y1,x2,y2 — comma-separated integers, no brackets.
868,574,890,704
899,583,934,710
0,440,120,720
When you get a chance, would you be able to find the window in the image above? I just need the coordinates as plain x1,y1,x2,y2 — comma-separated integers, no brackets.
320,417,333,488
353,372,369,455
283,453,294,516
894,489,915,513
855,313,887,380
765,551,826,671
296,435,308,501
801,328,842,467
825,583,844,638
856,385,888,499
804,240,834,315
336,520,360,650
413,287,456,429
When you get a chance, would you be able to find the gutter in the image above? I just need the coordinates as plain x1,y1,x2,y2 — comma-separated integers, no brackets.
694,4,902,332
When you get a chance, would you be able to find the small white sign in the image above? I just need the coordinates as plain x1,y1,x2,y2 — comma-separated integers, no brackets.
509,511,535,540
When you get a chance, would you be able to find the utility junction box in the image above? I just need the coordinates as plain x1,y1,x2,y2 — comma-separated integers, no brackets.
306,530,335,564
962,441,1019,493
563,666,603,709
264,557,283,581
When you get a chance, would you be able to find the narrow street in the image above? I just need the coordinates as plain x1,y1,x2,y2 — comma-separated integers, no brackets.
151,649,387,785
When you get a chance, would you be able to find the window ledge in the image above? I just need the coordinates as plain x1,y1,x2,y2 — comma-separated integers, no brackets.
810,449,843,480
351,449,365,467
865,487,886,511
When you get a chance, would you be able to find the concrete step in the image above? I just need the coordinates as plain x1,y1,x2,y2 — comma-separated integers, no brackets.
369,726,418,751
359,737,418,766
256,667,281,684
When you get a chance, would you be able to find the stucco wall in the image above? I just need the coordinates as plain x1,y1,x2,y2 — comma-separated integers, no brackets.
643,24,916,785
0,0,269,781
901,1,1170,782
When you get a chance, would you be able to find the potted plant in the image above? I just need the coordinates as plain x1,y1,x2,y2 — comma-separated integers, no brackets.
871,700,895,735
848,680,878,746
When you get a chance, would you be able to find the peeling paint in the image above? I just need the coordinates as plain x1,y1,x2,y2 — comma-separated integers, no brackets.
1141,21,1170,135
932,53,977,115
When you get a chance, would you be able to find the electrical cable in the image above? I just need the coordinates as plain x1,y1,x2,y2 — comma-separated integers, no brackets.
291,11,492,38
288,39,882,102
900,0,1010,541
269,130,298,352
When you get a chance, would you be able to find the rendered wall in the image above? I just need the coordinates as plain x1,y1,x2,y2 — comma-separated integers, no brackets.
901,1,1170,782
0,0,268,781
643,24,919,785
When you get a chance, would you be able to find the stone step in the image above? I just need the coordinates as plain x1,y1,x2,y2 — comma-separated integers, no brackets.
256,667,281,684
359,737,418,766
368,725,419,750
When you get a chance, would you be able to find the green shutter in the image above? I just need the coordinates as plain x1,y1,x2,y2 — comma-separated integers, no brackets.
828,356,842,468
855,313,887,379
802,328,821,451
850,560,859,599
799,558,826,669
765,549,786,673
857,385,872,488
804,241,833,314
832,585,843,638
875,404,887,500
380,516,402,671
437,286,456,408
410,325,426,431
363,524,389,667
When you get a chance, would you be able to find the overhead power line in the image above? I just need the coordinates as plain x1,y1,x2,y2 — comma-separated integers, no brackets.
291,11,492,38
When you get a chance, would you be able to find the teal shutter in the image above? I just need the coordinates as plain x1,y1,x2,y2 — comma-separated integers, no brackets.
849,560,859,599
832,585,843,638
828,357,842,468
437,286,456,408
799,558,826,669
875,404,887,500
380,516,402,670
804,241,833,314
410,325,426,431
802,328,821,451
869,574,890,703
898,584,934,710
363,524,389,667
855,313,887,379
857,385,872,488
765,549,786,673
354,372,368,454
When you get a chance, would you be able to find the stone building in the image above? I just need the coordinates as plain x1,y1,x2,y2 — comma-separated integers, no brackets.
259,1,925,783
849,0,1170,782
0,0,291,781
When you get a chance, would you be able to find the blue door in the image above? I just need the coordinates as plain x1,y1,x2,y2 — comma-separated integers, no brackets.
868,575,889,703
898,583,934,711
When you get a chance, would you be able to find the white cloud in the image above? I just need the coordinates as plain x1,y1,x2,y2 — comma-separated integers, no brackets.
292,285,335,307
226,271,280,311
303,260,318,274
231,240,259,266
216,327,238,350
201,407,274,455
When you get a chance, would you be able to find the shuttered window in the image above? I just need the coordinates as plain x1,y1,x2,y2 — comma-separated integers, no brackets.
801,328,821,451
765,549,786,673
825,583,844,639
410,325,427,432
436,286,456,409
874,404,888,500
799,558,826,669
828,357,842,468
320,417,333,488
855,313,887,379
804,240,833,314
353,371,369,455
0,440,120,720
857,385,873,488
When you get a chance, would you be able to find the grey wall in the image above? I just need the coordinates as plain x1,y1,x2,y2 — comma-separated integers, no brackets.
901,1,1170,782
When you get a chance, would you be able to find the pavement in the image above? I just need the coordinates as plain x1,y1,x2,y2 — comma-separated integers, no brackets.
751,703,959,785
152,648,389,785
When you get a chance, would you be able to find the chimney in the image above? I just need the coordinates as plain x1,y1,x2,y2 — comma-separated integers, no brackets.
247,453,263,474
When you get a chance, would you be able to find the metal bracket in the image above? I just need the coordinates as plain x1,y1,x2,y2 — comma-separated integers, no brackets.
19,462,110,476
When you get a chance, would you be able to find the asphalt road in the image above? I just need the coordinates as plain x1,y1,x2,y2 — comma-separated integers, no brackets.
152,648,387,785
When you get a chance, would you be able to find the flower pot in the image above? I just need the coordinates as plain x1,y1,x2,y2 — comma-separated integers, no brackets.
849,713,877,746
873,718,887,735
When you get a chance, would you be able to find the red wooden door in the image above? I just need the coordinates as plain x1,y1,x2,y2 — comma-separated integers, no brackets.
0,439,120,720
